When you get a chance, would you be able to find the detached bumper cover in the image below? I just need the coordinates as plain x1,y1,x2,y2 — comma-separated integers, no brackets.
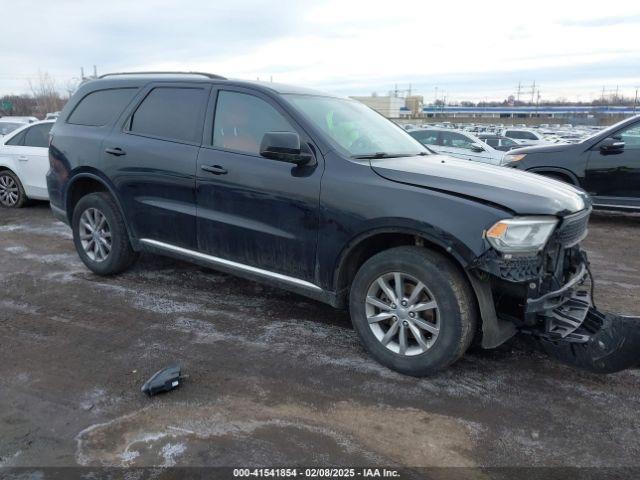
541,309,640,373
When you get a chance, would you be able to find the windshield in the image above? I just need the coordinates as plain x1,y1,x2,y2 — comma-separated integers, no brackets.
284,94,428,157
582,117,638,143
0,122,22,135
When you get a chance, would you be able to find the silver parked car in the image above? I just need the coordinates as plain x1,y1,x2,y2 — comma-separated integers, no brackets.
409,128,505,165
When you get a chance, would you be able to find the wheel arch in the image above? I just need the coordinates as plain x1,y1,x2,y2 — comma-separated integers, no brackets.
332,226,475,307
64,171,137,247
526,167,580,186
0,164,18,176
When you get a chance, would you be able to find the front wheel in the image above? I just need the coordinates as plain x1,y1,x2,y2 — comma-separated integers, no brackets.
72,192,138,275
349,246,477,376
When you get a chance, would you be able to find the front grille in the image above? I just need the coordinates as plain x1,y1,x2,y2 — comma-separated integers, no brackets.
556,208,591,247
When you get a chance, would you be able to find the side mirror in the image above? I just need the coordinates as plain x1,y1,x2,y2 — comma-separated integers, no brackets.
470,143,485,153
599,136,625,153
260,132,312,165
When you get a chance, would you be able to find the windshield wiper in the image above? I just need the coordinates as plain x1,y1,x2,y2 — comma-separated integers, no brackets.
351,152,427,159
351,152,395,159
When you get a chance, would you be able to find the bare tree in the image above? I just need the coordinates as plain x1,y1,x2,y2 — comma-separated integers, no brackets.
28,71,67,117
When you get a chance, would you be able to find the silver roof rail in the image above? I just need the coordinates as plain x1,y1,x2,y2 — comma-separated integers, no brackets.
98,71,226,80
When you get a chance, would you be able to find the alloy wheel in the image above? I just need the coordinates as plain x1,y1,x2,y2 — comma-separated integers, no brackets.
0,174,19,206
79,208,112,262
365,272,440,356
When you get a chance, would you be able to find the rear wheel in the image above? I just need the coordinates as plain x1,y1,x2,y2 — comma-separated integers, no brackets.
72,192,138,275
0,170,26,208
349,246,477,376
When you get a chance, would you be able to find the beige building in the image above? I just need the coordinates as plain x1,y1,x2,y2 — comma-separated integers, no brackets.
350,95,406,118
405,95,424,117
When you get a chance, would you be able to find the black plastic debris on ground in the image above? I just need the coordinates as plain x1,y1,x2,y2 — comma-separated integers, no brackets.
141,364,182,396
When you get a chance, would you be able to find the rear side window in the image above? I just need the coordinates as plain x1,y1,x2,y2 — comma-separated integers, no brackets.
129,87,206,143
68,88,138,126
506,130,537,140
6,129,26,146
23,123,53,148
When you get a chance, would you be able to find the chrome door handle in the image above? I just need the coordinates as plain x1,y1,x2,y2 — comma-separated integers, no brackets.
201,165,228,175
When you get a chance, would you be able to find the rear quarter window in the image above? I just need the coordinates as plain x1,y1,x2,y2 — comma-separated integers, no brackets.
67,88,138,127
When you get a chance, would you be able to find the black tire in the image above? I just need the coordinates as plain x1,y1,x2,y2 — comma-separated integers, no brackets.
0,170,27,208
72,192,138,275
349,246,477,376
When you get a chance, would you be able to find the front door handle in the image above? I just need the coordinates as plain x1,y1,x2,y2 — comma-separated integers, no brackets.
201,165,228,175
105,147,126,156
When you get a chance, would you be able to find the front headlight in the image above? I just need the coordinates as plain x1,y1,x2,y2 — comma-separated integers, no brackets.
503,153,526,165
485,216,558,254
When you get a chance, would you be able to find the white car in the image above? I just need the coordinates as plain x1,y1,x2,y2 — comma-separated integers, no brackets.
1,115,38,124
408,127,505,165
0,119,29,138
0,120,54,207
499,128,549,145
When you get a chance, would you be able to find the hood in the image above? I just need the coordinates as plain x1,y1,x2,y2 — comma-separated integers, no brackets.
508,142,577,155
370,154,589,216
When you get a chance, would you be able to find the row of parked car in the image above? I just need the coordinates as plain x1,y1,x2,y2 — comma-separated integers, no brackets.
1,110,639,213
402,118,640,211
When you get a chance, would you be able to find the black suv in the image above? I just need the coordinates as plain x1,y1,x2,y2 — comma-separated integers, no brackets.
46,73,636,376
504,115,640,211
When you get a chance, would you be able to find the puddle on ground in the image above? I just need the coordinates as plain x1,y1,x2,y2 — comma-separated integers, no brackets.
76,396,479,467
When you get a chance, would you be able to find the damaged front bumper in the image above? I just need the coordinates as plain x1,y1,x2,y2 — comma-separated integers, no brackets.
471,208,640,373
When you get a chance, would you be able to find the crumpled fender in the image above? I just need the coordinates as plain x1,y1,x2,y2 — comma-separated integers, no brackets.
541,308,640,373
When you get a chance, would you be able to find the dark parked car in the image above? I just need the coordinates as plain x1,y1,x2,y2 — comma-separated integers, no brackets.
504,115,640,211
47,73,639,375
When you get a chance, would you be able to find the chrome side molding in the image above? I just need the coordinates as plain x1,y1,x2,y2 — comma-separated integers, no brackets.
139,238,323,292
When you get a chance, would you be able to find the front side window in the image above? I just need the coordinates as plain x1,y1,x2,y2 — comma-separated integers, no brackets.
129,87,206,143
619,124,640,149
284,94,427,157
410,130,439,146
68,88,138,126
442,132,474,149
23,123,52,148
213,91,296,155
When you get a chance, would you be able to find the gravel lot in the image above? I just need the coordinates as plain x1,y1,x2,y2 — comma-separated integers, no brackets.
1,203,639,471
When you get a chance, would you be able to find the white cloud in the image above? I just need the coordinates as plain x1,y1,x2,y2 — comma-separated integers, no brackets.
1,0,639,101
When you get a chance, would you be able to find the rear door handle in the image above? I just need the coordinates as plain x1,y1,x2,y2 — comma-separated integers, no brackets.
105,147,126,156
17,155,28,161
201,165,228,175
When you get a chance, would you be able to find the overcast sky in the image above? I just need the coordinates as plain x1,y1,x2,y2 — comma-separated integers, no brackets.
2,0,639,102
